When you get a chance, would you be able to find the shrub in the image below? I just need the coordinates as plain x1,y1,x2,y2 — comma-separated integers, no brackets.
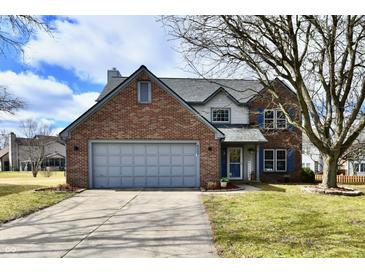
207,181,219,190
301,167,315,183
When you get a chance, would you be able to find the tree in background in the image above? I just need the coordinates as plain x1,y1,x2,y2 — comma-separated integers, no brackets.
163,15,365,189
20,119,53,177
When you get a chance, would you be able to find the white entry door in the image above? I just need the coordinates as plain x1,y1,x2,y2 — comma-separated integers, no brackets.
227,147,243,179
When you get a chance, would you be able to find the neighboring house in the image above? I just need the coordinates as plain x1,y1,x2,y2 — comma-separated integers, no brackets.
302,133,323,173
60,65,302,189
0,133,66,171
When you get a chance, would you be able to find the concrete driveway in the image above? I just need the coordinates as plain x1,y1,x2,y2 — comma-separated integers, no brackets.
0,190,216,258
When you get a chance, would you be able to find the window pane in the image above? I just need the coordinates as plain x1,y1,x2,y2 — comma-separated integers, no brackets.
277,150,286,160
354,163,359,172
277,160,286,171
139,82,150,103
361,163,365,172
264,150,274,160
212,109,229,122
277,110,285,119
265,110,274,119
264,161,274,171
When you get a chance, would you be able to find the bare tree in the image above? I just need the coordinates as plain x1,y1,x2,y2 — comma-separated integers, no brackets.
0,129,9,149
20,119,53,177
162,15,365,189
0,15,49,55
0,16,50,117
0,86,24,114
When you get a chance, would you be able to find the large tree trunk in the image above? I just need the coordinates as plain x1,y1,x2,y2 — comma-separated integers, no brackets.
321,154,339,188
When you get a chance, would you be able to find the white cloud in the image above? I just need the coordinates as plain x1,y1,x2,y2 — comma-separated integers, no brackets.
24,16,189,83
0,70,98,135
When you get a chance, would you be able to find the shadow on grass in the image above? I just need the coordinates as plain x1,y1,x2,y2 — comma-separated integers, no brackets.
0,184,42,197
254,184,287,192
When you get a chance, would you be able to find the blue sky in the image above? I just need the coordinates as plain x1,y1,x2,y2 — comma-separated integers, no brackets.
0,16,191,135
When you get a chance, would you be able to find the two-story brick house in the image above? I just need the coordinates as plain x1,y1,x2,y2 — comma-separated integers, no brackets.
60,65,301,188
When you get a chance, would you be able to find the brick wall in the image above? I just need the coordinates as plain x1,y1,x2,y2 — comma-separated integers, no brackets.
249,81,302,182
66,71,220,188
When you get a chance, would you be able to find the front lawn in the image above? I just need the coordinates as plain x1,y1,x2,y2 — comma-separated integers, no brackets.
203,184,365,258
0,171,73,223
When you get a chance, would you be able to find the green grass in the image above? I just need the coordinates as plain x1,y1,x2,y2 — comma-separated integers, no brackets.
0,171,73,223
203,183,365,258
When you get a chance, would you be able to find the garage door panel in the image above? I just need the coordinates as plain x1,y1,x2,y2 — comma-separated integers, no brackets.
147,166,158,176
171,156,183,165
94,166,107,176
172,166,183,176
183,144,196,154
94,144,108,155
134,144,145,154
146,144,158,154
146,156,158,165
94,156,107,165
183,155,195,164
92,142,199,188
159,177,171,187
121,156,133,165
134,166,146,176
120,145,133,154
134,156,145,165
109,156,120,165
158,144,170,154
109,166,120,176
159,166,170,176
121,166,133,176
108,144,121,155
146,176,159,186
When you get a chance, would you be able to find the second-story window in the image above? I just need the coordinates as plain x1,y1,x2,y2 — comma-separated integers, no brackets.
138,81,151,104
212,108,230,123
264,109,287,129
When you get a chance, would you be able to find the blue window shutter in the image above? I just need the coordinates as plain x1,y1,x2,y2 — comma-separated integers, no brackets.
288,107,295,131
287,149,295,172
221,147,227,177
259,147,264,173
257,107,264,128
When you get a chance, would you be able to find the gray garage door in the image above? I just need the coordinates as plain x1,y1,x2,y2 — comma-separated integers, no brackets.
91,142,199,188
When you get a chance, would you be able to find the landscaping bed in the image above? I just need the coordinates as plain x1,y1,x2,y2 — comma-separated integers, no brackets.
203,182,244,192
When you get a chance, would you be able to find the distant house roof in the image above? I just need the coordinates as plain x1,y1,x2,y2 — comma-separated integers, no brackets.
219,127,267,143
16,135,65,146
0,147,9,159
97,76,264,104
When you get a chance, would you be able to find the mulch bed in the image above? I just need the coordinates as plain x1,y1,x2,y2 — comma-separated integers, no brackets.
35,184,83,193
203,183,244,192
302,185,363,196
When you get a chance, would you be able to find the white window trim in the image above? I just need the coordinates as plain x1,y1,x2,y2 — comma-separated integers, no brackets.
263,149,287,172
276,149,287,172
211,108,231,124
137,81,151,104
264,109,287,129
263,149,275,172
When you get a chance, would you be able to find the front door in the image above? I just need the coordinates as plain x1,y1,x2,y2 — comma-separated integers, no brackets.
227,147,243,179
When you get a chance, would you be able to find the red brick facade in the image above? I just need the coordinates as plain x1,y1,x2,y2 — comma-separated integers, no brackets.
249,81,302,182
65,71,221,188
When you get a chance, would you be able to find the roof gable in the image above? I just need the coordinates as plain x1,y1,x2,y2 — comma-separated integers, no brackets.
60,65,224,139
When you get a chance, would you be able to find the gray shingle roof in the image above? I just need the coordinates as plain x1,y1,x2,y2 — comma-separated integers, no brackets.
219,127,267,143
97,76,263,104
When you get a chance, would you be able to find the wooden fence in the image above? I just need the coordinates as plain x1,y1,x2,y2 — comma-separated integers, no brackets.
315,174,365,184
